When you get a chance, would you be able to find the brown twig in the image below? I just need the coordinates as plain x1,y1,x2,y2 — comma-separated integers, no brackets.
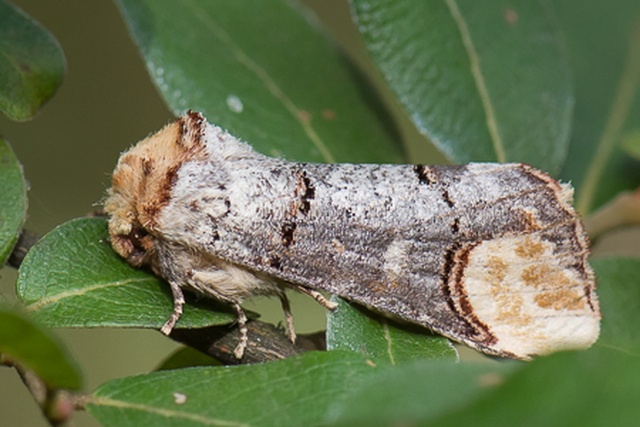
584,188,640,239
1,355,84,427
169,320,325,365
7,229,40,269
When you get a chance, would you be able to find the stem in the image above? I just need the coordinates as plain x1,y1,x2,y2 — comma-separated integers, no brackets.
2,356,85,427
8,229,40,269
577,19,640,214
169,320,325,365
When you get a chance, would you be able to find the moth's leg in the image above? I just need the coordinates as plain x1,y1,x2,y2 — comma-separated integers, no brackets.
289,284,338,310
277,292,296,343
161,281,185,335
231,302,248,359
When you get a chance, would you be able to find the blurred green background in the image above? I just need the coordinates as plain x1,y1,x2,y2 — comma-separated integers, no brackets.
2,1,639,426
0,1,382,425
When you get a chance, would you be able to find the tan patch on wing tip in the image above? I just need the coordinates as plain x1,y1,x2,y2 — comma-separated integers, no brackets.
484,256,530,327
459,232,599,358
520,264,585,310
514,236,545,259
522,263,574,287
535,289,585,311
486,256,507,281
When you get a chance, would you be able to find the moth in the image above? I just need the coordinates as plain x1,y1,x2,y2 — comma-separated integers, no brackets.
104,111,600,360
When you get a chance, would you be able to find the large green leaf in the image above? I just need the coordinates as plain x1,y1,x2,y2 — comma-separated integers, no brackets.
430,348,640,427
326,359,517,426
0,0,65,121
87,351,377,427
557,0,640,213
17,217,235,329
591,256,640,352
0,306,82,390
0,137,26,265
326,297,457,364
622,129,640,160
350,0,572,172
115,0,404,164
87,348,513,427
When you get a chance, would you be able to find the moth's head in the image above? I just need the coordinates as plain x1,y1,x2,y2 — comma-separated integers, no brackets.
103,143,162,268
104,111,208,267
106,214,155,268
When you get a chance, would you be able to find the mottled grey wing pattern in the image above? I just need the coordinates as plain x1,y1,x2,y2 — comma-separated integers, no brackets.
173,155,593,358
106,114,598,359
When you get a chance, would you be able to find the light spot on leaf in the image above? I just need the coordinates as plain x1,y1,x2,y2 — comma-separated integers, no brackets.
173,392,187,405
226,95,244,113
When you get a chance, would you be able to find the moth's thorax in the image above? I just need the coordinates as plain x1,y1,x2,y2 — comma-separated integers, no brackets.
104,111,209,267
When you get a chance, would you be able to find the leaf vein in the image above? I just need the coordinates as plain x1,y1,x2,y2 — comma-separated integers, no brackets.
88,396,248,427
446,0,506,162
577,18,640,213
25,277,150,312
382,321,396,365
180,0,335,163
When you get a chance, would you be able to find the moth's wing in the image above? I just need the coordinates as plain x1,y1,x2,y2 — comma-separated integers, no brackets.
194,162,600,359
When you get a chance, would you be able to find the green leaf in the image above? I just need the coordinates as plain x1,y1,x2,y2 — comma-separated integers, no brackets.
115,0,404,164
351,0,572,172
17,217,235,330
591,257,640,352
0,137,26,265
622,128,640,160
430,348,640,427
0,0,65,121
87,351,377,427
0,305,82,390
326,359,517,426
326,297,457,364
558,0,640,213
